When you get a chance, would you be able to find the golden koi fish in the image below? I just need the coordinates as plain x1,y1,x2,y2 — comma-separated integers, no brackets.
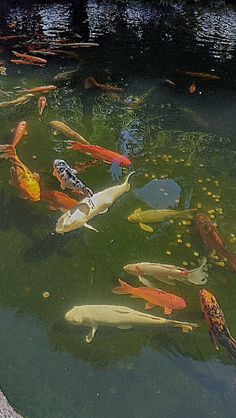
127,208,197,232
50,121,90,145
0,93,35,109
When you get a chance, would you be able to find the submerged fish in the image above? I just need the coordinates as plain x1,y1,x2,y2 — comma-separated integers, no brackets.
11,59,45,67
84,77,124,93
195,213,236,271
67,141,132,166
54,67,80,82
65,304,198,343
12,50,47,65
189,82,197,94
0,144,40,201
56,171,135,234
112,279,186,314
124,258,208,286
50,42,99,48
37,96,47,116
50,121,90,145
0,94,34,109
20,85,58,94
53,159,93,198
12,120,28,147
41,190,79,212
128,208,197,232
200,289,236,359
181,71,221,80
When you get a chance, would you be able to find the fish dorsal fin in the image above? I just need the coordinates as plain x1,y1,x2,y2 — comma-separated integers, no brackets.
134,208,142,214
77,202,91,215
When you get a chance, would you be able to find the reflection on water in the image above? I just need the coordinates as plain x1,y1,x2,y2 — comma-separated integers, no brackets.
1,1,236,418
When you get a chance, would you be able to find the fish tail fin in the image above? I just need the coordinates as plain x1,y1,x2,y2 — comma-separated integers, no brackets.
188,257,208,285
219,334,236,360
229,255,236,272
112,279,133,295
0,144,16,160
67,141,84,151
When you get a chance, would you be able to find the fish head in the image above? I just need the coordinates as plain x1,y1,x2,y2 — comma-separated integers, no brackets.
123,263,140,276
170,295,187,310
56,202,91,233
53,159,67,169
199,289,215,313
65,307,84,325
127,208,142,222
119,156,132,167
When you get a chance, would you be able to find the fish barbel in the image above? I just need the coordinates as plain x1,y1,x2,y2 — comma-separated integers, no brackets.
200,289,236,359
56,171,135,234
0,93,35,109
50,121,90,145
65,304,198,343
128,207,197,232
124,258,208,287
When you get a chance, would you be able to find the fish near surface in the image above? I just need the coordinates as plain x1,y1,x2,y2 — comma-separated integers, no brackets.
181,71,221,80
53,159,93,198
54,66,80,82
65,304,198,343
67,141,132,167
12,50,47,65
200,289,236,360
124,258,208,286
0,94,35,109
20,85,58,94
128,207,197,232
50,121,90,145
12,120,28,147
112,279,186,315
195,213,236,271
37,96,47,116
0,144,40,201
56,171,135,234
41,190,79,212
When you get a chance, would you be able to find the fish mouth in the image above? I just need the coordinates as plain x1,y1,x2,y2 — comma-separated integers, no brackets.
127,215,136,222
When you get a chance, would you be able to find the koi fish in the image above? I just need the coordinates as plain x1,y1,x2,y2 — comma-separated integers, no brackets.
128,208,197,232
12,120,28,147
54,67,80,82
84,77,124,93
0,35,27,41
200,289,236,359
37,96,47,116
67,142,132,166
56,171,135,234
50,42,99,48
41,190,79,212
195,213,236,271
73,160,99,173
53,159,93,198
112,279,186,315
12,51,47,65
124,258,208,287
181,71,221,80
0,93,35,109
65,304,198,343
0,144,40,201
29,49,57,56
188,82,197,94
11,59,45,67
20,85,58,94
50,121,90,145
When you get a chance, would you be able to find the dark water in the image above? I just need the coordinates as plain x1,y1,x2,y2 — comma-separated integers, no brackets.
0,1,236,417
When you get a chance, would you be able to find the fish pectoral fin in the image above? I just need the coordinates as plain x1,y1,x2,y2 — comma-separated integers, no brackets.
139,223,154,232
99,208,109,214
145,302,155,310
84,223,99,232
117,325,133,330
138,276,154,288
85,326,97,343
164,307,173,315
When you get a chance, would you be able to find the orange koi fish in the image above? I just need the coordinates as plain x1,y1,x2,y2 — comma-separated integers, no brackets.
188,82,197,94
180,71,221,80
112,279,186,315
200,289,236,360
195,213,236,271
11,59,45,67
41,190,79,212
0,144,40,201
12,120,28,147
20,85,58,94
84,76,124,93
12,51,47,65
67,142,132,167
37,96,48,116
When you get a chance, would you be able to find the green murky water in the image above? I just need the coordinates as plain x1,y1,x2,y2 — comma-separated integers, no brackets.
1,1,236,417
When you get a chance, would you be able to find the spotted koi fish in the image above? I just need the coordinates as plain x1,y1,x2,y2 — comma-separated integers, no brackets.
200,289,236,360
53,159,93,199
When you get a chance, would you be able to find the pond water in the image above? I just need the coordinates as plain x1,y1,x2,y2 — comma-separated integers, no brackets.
1,1,236,417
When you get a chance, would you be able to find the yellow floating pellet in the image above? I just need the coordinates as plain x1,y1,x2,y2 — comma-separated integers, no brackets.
210,214,215,219
166,250,172,255
198,179,203,183
160,188,164,192
217,261,225,267
202,187,207,191
32,155,37,159
145,159,149,162
168,155,172,159
197,203,203,209
164,192,168,196
206,178,211,182
207,192,212,196
43,292,51,300
175,160,180,163
186,243,192,248
199,164,204,167
208,210,215,214
144,173,149,178
194,252,199,257
180,158,185,162
151,175,156,179
177,239,183,244
177,234,182,238
175,199,180,203
186,162,191,167
215,199,220,203
182,261,189,266
230,233,235,238
169,219,175,224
